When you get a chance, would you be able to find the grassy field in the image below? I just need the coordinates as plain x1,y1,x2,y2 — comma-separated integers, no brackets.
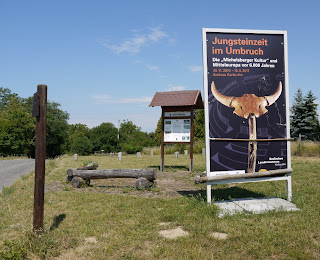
291,141,320,157
0,154,319,259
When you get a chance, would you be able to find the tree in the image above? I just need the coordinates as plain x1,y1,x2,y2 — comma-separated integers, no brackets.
303,91,319,140
67,123,91,152
46,102,70,157
91,122,119,152
154,117,162,146
70,132,93,155
291,89,319,140
194,109,205,141
119,120,154,153
23,97,70,157
0,87,19,111
0,98,34,156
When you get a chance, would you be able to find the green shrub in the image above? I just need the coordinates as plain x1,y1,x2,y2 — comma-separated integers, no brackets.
122,144,142,154
70,133,93,155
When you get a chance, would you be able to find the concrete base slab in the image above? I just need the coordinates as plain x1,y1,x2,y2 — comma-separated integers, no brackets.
215,200,245,218
215,197,300,217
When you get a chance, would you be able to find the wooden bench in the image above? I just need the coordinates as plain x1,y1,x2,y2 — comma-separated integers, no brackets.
67,165,157,190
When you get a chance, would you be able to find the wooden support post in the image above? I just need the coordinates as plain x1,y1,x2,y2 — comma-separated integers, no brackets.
33,85,47,233
190,108,194,171
160,109,165,171
247,114,257,173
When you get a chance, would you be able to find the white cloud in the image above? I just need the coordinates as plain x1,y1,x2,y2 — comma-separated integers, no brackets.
115,97,152,104
148,27,168,42
101,35,147,54
189,65,202,72
103,27,168,54
145,64,159,71
134,59,160,71
92,95,152,104
92,94,112,104
166,84,186,91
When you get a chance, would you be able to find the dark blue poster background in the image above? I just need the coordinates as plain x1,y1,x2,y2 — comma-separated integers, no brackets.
206,32,288,173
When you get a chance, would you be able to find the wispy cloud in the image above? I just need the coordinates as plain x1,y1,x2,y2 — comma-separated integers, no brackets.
134,60,160,71
92,95,152,104
189,65,202,72
102,27,168,54
166,84,186,91
116,97,152,104
145,64,159,71
148,27,168,42
91,94,112,104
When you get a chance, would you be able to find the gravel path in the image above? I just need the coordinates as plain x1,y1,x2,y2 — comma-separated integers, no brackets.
0,159,35,192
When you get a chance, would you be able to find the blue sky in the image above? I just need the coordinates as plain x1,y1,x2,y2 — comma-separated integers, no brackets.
1,1,319,132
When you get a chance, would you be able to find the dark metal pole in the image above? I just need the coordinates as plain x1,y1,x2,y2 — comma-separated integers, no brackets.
33,85,47,233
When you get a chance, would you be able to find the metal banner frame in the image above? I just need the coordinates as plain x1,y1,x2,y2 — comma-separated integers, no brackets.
202,28,291,203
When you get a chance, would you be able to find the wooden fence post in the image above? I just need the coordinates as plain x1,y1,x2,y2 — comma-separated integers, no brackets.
32,85,47,233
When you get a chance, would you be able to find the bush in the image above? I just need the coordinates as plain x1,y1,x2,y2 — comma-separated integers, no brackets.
121,144,142,154
70,134,93,155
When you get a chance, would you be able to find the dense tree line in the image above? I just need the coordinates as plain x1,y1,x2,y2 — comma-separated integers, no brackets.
0,87,155,157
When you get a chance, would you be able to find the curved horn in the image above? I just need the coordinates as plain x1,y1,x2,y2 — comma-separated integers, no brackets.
265,81,282,106
211,81,234,107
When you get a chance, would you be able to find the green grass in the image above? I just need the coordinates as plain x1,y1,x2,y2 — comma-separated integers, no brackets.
291,141,320,157
0,154,320,259
0,156,29,160
143,141,205,155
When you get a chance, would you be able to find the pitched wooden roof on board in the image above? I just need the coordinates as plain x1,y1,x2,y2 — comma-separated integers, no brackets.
149,90,204,109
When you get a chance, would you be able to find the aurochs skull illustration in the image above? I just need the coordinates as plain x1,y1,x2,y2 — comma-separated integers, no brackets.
211,81,282,119
211,80,283,173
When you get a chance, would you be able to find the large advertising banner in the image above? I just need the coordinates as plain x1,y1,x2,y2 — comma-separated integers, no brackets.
203,29,290,174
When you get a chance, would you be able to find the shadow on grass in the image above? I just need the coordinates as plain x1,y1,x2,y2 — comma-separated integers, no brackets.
149,165,189,171
50,214,66,232
178,187,265,201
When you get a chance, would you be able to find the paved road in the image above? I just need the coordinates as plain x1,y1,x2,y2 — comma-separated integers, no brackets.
0,159,35,192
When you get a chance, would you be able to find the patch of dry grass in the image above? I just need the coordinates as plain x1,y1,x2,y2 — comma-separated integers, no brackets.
291,141,320,157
